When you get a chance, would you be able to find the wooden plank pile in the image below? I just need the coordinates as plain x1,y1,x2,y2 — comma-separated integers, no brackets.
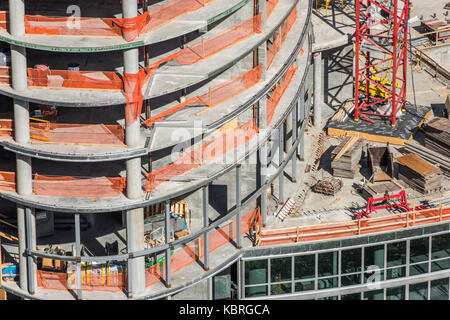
422,117,450,158
331,136,364,178
314,177,343,195
362,179,406,200
397,153,442,194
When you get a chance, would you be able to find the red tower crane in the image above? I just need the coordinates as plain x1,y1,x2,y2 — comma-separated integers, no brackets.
354,0,409,127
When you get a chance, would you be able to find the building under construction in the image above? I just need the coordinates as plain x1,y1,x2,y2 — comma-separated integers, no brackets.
0,0,449,300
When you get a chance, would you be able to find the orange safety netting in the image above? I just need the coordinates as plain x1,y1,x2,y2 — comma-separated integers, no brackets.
267,0,280,18
37,264,126,292
0,172,15,192
267,7,297,69
143,65,262,126
0,119,124,146
145,208,260,287
0,119,13,138
0,11,151,43
267,63,298,125
172,14,262,65
33,174,126,198
146,119,258,192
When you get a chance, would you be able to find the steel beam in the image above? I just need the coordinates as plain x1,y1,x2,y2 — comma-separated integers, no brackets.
203,185,210,271
236,165,242,249
165,201,172,288
278,126,284,204
74,213,82,300
25,207,35,294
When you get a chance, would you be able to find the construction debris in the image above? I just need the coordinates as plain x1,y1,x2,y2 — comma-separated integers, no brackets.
397,153,443,194
362,179,406,200
367,145,394,182
330,100,354,122
422,117,450,158
313,177,343,195
331,136,364,179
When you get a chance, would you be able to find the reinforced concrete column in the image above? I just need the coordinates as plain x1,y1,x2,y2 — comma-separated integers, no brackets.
203,185,210,271
123,0,145,297
74,213,82,300
299,89,305,161
236,165,242,249
258,96,268,226
258,0,267,29
126,208,145,297
165,201,171,288
17,206,27,291
291,104,297,182
258,43,267,80
25,207,36,294
278,126,284,204
313,52,323,129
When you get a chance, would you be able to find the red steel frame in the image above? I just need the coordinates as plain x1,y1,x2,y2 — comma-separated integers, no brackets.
356,190,410,219
354,0,408,127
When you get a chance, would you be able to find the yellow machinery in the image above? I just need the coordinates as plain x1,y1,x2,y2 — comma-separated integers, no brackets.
316,0,344,15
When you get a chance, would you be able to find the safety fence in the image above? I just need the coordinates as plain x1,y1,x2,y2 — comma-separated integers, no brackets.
142,64,263,126
0,119,125,146
267,63,298,125
145,119,259,191
0,0,222,42
33,208,260,293
0,171,125,198
256,205,450,246
267,0,280,18
267,7,297,68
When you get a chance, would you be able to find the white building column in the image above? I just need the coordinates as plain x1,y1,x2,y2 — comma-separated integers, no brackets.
313,52,323,129
122,0,145,298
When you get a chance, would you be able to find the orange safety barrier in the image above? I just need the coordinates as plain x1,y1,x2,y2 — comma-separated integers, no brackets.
267,0,280,18
0,119,125,146
143,65,263,126
267,63,298,125
257,206,450,246
146,119,258,192
267,7,297,69
33,174,126,198
173,14,262,65
37,264,126,292
0,172,15,192
145,208,260,287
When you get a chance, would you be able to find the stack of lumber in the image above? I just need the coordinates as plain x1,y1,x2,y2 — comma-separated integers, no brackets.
314,177,343,195
404,141,450,175
422,117,450,158
397,153,442,194
331,136,364,178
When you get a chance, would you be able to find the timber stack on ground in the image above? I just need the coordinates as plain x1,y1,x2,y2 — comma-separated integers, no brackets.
422,117,450,158
397,153,443,194
331,136,364,179
314,177,343,195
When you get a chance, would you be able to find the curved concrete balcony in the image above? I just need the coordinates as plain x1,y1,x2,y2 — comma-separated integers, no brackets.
0,0,250,52
0,0,303,107
0,30,312,214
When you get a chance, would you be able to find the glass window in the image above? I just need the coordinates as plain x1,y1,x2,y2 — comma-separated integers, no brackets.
341,248,361,274
386,266,405,280
409,263,428,276
387,241,406,267
317,296,338,300
318,252,338,277
430,279,449,300
318,277,338,290
245,260,267,285
364,289,383,300
409,282,428,300
364,245,385,270
386,286,405,300
431,258,450,272
245,285,267,298
410,237,429,263
294,254,315,280
431,233,450,260
270,257,291,283
341,293,361,300
295,280,314,292
341,274,361,287
270,283,292,295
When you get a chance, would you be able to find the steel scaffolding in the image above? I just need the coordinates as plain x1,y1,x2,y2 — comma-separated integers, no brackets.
354,0,408,126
